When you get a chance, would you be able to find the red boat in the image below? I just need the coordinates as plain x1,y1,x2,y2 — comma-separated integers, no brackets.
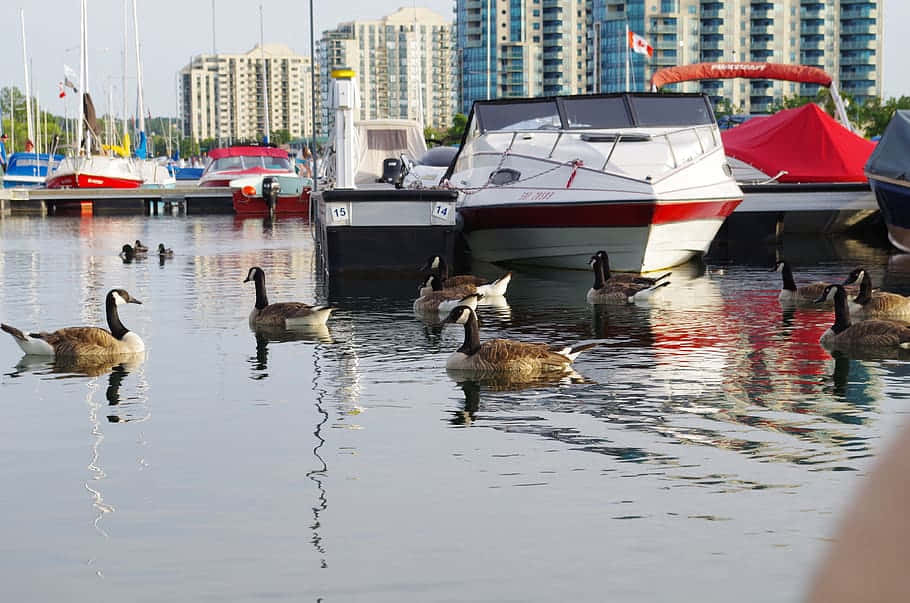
45,155,144,190
198,146,298,187
231,174,311,217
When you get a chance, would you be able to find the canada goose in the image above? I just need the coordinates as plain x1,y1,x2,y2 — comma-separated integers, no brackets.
774,260,853,304
414,284,481,314
119,244,145,262
443,305,598,373
1,288,145,357
157,243,174,258
586,254,669,304
842,268,910,320
422,255,512,297
243,266,334,327
594,250,671,286
814,284,910,350
134,240,149,253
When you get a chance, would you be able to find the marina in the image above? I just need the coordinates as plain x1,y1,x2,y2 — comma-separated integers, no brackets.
2,214,910,601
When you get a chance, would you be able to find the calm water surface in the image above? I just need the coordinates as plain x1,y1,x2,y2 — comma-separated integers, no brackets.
2,215,910,602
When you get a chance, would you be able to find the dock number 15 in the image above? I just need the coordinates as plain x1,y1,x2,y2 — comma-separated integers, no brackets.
332,206,348,219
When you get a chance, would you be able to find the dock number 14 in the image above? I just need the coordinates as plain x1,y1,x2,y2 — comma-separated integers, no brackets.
433,204,450,218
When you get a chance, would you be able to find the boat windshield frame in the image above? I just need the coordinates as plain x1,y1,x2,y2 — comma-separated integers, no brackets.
206,155,292,174
473,92,716,133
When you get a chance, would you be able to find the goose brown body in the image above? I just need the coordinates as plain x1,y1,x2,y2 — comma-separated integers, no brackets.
244,267,333,327
843,268,910,320
594,251,670,286
776,261,857,304
1,289,145,357
444,305,597,374
586,254,669,304
815,284,910,350
422,255,512,297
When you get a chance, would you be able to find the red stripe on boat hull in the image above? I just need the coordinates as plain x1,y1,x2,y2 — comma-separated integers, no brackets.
46,173,143,189
232,190,311,217
459,199,742,230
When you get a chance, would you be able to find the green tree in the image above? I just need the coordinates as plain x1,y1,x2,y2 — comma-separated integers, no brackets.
271,129,291,145
442,113,468,146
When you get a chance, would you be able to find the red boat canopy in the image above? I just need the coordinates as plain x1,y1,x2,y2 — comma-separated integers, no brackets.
721,103,875,183
650,62,833,90
208,146,289,159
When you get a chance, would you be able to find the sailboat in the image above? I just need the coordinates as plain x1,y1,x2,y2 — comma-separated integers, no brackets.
46,0,144,190
2,9,64,189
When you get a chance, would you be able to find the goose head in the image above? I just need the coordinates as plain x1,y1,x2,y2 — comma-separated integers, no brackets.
120,244,135,258
111,288,143,306
843,268,865,286
420,255,444,271
814,284,843,304
773,260,788,273
157,243,172,254
444,305,475,325
244,266,265,284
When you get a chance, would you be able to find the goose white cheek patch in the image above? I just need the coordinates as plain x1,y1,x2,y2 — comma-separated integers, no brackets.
113,291,126,305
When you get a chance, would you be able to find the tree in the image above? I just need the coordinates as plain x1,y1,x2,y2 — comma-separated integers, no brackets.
271,129,291,145
770,90,910,138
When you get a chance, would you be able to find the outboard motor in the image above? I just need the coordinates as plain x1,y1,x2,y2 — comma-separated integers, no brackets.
379,157,404,186
261,176,281,217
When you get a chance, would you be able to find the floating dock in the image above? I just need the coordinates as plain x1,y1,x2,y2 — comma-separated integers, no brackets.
0,185,234,216
313,187,460,277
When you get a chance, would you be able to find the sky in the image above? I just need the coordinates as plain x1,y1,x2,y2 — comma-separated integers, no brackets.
1,0,906,120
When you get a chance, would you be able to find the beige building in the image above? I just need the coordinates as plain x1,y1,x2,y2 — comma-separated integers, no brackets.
178,44,317,143
319,7,455,131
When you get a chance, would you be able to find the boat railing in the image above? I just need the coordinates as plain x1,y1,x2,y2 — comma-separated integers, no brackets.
457,124,720,185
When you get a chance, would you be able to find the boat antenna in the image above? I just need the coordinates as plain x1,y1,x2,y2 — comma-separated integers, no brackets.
309,0,317,189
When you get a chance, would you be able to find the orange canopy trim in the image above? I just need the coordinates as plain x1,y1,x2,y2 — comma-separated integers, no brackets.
650,62,834,90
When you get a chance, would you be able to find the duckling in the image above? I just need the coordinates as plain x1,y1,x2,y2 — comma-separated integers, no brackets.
422,255,512,297
594,250,671,286
443,305,598,374
586,253,669,304
243,266,334,327
814,284,910,350
157,243,174,258
842,268,910,320
134,240,149,253
1,288,145,357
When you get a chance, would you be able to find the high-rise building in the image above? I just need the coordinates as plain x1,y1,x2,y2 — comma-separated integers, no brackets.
456,0,589,113
178,44,318,143
318,7,454,132
587,0,883,113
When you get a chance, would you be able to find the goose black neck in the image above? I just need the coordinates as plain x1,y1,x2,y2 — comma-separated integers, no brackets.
592,258,607,290
253,272,269,309
457,311,482,356
832,287,851,334
855,272,873,305
431,275,443,292
105,293,129,340
436,258,450,281
602,255,613,280
781,264,797,291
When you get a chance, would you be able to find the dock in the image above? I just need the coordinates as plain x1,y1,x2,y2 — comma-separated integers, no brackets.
0,185,235,216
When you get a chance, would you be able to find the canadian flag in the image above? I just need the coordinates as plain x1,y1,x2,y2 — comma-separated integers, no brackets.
628,31,653,58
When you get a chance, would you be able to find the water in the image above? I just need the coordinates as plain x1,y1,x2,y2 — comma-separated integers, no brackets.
1,214,910,602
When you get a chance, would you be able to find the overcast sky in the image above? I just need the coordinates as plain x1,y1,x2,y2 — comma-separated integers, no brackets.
1,0,906,119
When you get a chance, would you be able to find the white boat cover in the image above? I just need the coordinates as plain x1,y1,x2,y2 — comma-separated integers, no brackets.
353,119,427,185
866,110,910,181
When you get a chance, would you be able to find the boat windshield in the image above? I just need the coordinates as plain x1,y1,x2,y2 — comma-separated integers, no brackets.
476,101,561,132
562,97,633,128
629,95,714,127
209,155,291,172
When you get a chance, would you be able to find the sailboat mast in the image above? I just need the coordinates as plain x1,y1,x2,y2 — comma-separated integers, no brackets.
20,9,34,145
260,4,270,144
123,0,128,141
132,0,145,136
76,0,86,155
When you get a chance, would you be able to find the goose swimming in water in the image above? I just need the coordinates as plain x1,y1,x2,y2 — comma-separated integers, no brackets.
422,255,512,297
134,240,149,253
594,250,671,286
814,284,910,350
774,260,859,304
842,268,910,320
1,288,145,357
244,266,334,327
443,305,598,374
157,243,174,258
414,279,481,314
586,253,669,304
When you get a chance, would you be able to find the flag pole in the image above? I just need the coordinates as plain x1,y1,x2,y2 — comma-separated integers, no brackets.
625,22,630,92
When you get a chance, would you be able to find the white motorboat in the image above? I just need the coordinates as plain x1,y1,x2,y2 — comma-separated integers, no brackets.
445,93,743,272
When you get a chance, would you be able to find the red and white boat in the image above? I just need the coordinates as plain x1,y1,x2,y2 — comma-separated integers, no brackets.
198,146,310,216
445,92,742,272
46,154,144,189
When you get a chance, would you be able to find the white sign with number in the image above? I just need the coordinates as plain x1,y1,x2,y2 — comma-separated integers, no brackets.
430,201,455,224
328,203,350,226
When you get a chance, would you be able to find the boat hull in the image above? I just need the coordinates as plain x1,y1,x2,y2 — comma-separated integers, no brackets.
232,190,311,217
459,199,740,272
869,175,910,252
45,172,143,189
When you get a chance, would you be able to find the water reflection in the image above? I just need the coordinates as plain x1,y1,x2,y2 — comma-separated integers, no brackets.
248,325,333,380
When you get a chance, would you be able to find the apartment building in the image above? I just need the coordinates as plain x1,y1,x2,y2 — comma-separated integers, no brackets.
178,44,317,143
456,0,589,113
588,0,883,113
318,7,455,131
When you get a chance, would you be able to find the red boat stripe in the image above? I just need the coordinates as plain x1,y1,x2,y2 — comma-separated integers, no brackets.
459,199,741,228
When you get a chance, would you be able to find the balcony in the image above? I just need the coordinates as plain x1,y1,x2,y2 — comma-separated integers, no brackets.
701,39,724,50
702,8,722,18
750,39,774,50
839,55,876,66
751,24,773,35
841,23,876,34
700,24,723,34
656,39,678,50
652,23,677,34
839,39,875,50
